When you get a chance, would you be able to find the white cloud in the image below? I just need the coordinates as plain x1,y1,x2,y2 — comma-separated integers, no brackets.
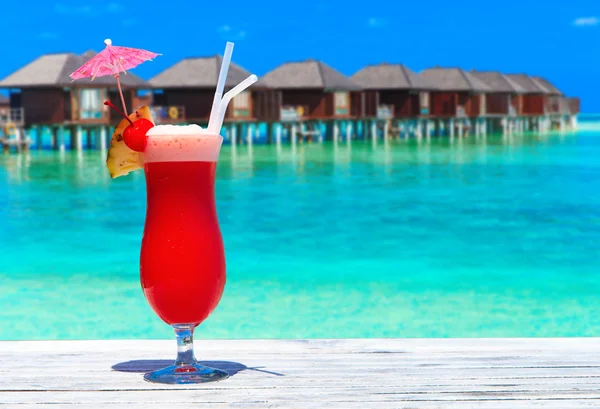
367,17,387,28
217,25,247,41
573,16,598,27
40,32,59,40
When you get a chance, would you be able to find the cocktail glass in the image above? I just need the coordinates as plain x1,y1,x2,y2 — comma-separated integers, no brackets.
140,129,228,384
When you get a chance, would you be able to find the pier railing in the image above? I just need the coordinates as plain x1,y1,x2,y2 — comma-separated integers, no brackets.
0,108,24,126
150,106,186,123
78,109,105,120
280,106,309,122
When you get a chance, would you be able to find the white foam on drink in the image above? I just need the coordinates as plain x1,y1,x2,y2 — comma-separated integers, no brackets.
143,124,223,163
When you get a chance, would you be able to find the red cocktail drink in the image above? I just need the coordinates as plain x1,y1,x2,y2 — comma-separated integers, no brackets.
141,160,225,326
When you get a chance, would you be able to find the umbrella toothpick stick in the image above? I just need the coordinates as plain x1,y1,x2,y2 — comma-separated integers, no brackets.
115,74,128,116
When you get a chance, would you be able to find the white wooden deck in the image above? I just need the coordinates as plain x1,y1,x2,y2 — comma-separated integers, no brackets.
1,338,600,408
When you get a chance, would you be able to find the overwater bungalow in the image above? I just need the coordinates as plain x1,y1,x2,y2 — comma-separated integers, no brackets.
533,76,578,131
530,76,563,117
503,74,554,132
351,63,434,117
420,67,490,117
350,63,437,138
0,51,148,149
469,71,526,134
469,71,525,115
261,59,361,142
419,67,491,136
503,74,547,116
149,55,276,127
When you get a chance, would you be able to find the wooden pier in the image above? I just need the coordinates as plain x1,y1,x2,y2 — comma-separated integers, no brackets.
1,338,599,407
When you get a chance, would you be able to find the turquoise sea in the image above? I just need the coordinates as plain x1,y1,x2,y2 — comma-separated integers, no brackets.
1,120,600,340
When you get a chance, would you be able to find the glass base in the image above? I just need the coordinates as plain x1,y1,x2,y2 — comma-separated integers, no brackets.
144,362,230,384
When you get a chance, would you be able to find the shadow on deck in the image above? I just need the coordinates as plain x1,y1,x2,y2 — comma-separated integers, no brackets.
112,360,285,377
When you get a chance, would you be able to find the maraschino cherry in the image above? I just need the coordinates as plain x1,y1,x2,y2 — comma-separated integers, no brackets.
104,100,153,152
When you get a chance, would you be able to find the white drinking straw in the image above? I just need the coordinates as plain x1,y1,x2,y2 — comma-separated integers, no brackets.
213,74,258,133
208,42,234,133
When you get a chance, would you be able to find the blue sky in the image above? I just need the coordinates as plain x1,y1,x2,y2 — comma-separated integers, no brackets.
1,0,598,111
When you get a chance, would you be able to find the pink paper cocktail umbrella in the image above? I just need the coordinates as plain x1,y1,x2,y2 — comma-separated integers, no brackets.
70,38,160,115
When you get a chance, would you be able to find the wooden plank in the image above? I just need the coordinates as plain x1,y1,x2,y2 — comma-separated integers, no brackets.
0,339,599,407
3,379,600,393
2,389,600,403
4,337,600,351
5,404,600,409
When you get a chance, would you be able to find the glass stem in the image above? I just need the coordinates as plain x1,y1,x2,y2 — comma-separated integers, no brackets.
173,324,197,366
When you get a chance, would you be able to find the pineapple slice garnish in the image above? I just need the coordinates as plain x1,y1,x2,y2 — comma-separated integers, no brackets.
106,106,154,178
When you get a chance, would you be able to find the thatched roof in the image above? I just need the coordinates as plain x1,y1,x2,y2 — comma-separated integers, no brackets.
262,59,360,91
419,67,491,92
150,55,267,89
504,74,548,94
470,71,526,93
531,76,562,96
0,52,148,88
351,63,435,90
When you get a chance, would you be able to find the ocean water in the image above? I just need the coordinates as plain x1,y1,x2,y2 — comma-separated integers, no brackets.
1,127,599,340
